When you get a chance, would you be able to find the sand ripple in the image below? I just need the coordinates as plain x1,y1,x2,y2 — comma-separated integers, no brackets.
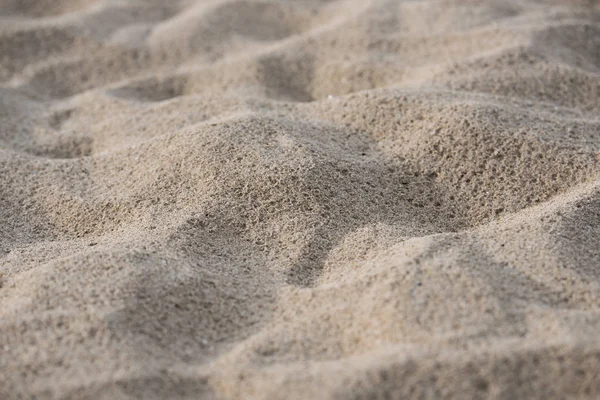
1,0,600,399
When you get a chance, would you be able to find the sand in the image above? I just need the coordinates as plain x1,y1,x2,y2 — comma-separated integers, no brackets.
1,0,600,398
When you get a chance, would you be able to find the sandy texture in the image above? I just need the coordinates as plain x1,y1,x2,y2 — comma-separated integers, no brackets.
1,0,600,398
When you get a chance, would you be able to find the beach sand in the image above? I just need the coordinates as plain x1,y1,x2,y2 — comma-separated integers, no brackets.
1,0,600,398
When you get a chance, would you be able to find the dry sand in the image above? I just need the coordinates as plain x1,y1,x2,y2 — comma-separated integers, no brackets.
1,0,600,398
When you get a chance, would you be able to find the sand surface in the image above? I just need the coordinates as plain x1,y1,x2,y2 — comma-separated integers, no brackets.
1,0,600,398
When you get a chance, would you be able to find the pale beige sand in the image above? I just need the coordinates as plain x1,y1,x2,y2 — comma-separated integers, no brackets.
1,0,600,399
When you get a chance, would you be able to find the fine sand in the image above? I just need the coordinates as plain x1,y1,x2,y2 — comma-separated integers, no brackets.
2,0,600,399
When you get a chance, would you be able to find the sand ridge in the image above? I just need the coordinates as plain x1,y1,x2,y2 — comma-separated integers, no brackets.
1,0,600,399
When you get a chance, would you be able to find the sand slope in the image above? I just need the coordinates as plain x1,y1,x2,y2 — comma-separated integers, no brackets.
1,0,600,399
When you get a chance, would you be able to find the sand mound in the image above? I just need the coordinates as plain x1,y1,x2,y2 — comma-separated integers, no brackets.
2,0,600,399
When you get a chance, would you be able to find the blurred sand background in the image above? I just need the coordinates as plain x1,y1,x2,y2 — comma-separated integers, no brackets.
1,0,600,398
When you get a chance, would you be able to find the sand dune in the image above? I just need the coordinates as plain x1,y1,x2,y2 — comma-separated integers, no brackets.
1,0,600,399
